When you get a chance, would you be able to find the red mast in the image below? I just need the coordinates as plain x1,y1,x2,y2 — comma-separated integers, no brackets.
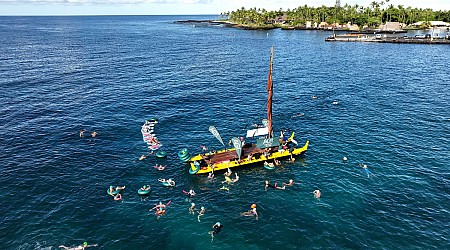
267,47,274,138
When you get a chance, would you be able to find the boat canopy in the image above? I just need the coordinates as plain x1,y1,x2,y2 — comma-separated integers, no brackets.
246,127,269,138
256,137,280,149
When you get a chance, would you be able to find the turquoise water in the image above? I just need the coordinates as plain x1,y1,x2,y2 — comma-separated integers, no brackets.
0,15,449,249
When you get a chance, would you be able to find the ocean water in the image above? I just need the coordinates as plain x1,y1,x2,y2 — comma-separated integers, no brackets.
0,15,449,249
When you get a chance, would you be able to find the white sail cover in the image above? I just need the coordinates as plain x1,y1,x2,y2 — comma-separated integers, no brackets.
246,127,269,138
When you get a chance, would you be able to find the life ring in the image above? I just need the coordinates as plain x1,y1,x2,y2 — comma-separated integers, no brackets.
189,165,200,174
178,148,189,157
107,187,121,195
159,178,176,187
138,186,151,195
156,151,167,158
263,162,276,170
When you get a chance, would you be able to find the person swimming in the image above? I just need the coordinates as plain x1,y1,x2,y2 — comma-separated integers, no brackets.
313,189,321,198
231,173,239,183
209,222,223,242
361,163,371,177
158,178,175,186
59,241,97,250
197,206,206,222
189,203,196,215
241,204,258,220
283,179,294,187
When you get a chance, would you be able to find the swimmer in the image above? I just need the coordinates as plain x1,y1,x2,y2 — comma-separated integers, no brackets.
264,161,274,167
113,193,122,201
222,175,232,184
208,222,223,242
288,154,295,162
342,156,348,161
91,131,97,137
184,189,196,198
151,201,170,217
138,155,146,161
360,163,371,177
59,241,97,250
224,168,232,177
219,185,230,191
283,179,294,187
273,182,286,190
208,172,214,179
79,130,85,138
313,189,321,198
189,203,196,215
265,180,274,191
154,164,166,171
274,159,281,166
231,173,239,183
312,95,318,99
158,178,175,186
241,204,258,220
332,101,339,105
109,186,125,196
197,206,206,222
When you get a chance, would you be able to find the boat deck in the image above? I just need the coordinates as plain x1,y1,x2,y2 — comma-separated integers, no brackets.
202,145,266,164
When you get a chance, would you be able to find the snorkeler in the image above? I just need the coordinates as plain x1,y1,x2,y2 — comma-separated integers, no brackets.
360,163,371,177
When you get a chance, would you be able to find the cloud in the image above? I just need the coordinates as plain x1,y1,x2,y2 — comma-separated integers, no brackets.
2,0,213,3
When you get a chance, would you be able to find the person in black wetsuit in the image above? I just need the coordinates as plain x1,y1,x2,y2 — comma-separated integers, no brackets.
209,222,223,242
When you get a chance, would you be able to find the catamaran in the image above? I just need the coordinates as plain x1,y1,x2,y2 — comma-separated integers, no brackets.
184,47,309,174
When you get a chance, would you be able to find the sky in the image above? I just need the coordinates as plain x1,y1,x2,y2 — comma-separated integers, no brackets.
0,0,449,16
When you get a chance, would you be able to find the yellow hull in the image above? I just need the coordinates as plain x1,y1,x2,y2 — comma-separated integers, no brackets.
188,140,309,174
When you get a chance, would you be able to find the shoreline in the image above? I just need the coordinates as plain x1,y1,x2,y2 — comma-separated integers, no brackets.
175,19,432,33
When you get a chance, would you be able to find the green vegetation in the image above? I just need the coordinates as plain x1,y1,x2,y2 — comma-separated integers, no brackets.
219,1,450,29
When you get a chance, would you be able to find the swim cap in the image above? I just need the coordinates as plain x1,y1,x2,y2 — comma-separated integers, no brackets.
251,204,257,208
110,186,113,188
216,222,221,226
191,203,195,206
83,242,88,246
201,206,204,209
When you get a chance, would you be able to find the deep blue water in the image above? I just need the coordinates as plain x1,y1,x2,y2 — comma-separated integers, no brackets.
0,15,449,249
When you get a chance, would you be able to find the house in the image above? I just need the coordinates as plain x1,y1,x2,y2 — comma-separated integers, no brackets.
379,22,403,31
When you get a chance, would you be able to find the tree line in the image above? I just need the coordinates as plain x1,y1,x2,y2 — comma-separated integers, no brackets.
221,1,450,28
